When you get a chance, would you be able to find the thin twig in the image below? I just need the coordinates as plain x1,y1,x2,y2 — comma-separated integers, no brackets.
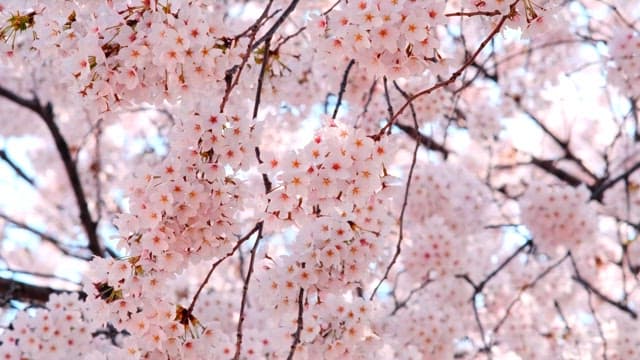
445,10,501,17
233,223,264,360
253,0,301,51
382,76,394,124
286,287,305,360
0,212,90,260
492,252,571,336
472,294,491,357
376,0,520,137
370,80,420,300
187,222,263,315
390,278,431,315
220,1,274,113
568,251,637,319
253,38,272,119
0,85,102,257
0,149,35,186
332,59,355,119
477,239,532,292
587,291,609,360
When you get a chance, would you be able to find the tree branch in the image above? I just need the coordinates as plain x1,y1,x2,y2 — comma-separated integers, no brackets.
370,80,421,300
187,221,263,315
0,212,91,260
0,85,102,257
377,0,520,136
233,222,264,360
332,59,355,119
287,287,304,360
0,277,86,305
0,149,35,186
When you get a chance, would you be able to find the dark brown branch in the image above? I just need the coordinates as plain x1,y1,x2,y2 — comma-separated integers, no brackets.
187,222,263,315
0,149,35,186
553,299,570,333
571,274,638,319
472,293,491,357
0,277,86,305
254,146,273,193
530,157,584,187
253,38,272,119
233,223,264,360
0,85,40,112
220,1,274,113
445,10,501,17
253,0,301,51
0,85,102,257
356,78,378,126
287,287,304,360
394,122,450,158
0,212,90,260
382,76,394,124
332,59,355,119
510,98,597,182
377,0,519,136
568,252,636,319
458,239,533,294
591,161,640,201
370,80,421,300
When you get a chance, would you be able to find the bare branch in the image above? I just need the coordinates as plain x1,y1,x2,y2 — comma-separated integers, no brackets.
0,212,91,260
0,85,102,257
253,0,301,51
287,287,305,360
0,277,85,305
234,223,264,360
0,149,35,186
370,80,420,300
332,59,356,119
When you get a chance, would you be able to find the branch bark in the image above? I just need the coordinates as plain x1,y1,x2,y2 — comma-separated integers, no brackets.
0,277,86,305
0,85,102,257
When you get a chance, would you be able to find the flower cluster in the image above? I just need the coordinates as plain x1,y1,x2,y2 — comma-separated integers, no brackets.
406,162,492,236
0,293,118,360
78,105,262,357
311,0,447,78
608,29,640,98
375,277,473,358
253,120,396,353
519,181,596,253
0,1,242,112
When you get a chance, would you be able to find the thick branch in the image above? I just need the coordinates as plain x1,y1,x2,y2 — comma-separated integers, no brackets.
530,157,584,187
591,161,640,201
394,122,450,158
0,277,85,305
0,85,102,257
253,0,301,51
